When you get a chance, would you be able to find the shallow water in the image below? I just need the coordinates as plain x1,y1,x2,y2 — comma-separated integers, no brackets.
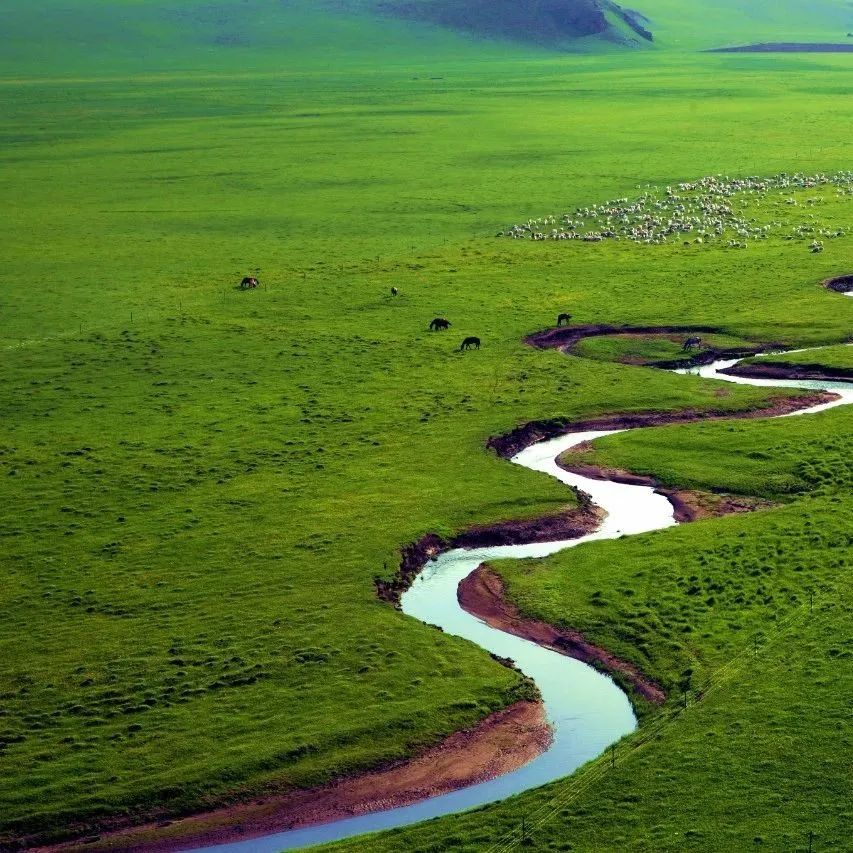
189,352,850,853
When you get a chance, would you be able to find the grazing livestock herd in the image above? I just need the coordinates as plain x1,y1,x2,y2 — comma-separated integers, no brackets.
237,275,710,358
498,171,852,250
240,171,848,353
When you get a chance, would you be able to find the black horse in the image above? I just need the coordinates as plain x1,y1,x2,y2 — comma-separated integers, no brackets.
556,312,572,326
682,336,702,351
460,336,481,351
390,286,399,296
430,317,451,331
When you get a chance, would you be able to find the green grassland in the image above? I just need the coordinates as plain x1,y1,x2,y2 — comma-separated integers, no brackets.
2,0,853,847
635,0,851,48
3,0,852,78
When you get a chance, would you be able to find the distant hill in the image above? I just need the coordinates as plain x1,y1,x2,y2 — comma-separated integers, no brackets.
370,0,654,48
1,0,851,76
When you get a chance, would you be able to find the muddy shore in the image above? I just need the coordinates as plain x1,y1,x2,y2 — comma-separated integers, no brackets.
526,323,722,354
33,703,549,853
556,446,775,523
375,501,602,606
722,362,853,383
525,322,789,371
458,567,665,705
487,390,835,459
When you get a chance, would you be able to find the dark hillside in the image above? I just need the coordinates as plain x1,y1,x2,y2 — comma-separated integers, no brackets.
378,0,608,42
374,0,654,46
2,0,651,76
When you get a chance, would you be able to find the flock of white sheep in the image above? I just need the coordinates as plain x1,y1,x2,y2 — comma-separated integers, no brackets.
498,171,853,251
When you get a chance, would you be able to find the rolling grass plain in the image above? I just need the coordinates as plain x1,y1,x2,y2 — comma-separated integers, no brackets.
1,2,852,849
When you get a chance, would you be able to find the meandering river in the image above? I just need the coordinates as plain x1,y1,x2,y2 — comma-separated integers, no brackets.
192,353,852,853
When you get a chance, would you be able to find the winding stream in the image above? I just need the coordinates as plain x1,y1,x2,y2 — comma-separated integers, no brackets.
192,354,852,853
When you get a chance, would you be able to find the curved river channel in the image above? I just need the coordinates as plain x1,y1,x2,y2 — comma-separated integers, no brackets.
194,353,852,853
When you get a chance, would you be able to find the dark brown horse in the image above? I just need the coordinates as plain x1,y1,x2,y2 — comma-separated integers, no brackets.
240,276,259,289
430,318,451,331
460,336,480,350
557,312,572,326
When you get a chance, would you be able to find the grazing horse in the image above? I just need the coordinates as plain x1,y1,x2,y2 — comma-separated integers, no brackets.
240,276,259,289
682,336,702,351
390,287,399,296
460,336,481,351
556,312,572,326
429,317,451,331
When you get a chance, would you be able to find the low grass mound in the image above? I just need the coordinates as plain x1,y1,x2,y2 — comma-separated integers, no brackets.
561,406,853,498
571,332,757,365
0,0,532,76
752,343,853,369
730,343,853,380
636,0,852,49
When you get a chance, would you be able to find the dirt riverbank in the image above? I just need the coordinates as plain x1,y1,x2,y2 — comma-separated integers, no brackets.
375,501,602,606
721,362,853,383
558,446,774,523
458,567,665,705
487,390,835,459
825,275,853,294
32,702,550,853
